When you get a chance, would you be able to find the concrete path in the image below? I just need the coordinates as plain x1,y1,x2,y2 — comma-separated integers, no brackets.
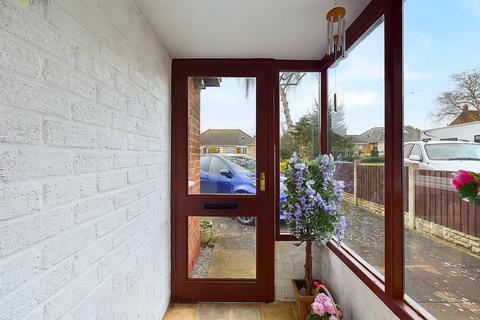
343,204,480,319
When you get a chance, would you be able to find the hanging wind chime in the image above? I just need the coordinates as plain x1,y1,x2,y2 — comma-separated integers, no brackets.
326,0,346,112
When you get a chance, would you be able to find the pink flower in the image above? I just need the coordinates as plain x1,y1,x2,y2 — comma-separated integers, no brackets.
329,315,337,320
311,301,325,316
451,170,475,190
324,301,336,315
314,293,330,304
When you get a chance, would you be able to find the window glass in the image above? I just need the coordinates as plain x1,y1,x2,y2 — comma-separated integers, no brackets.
403,144,413,157
278,72,321,234
209,157,229,174
409,145,422,159
328,19,385,275
200,156,210,171
187,77,256,195
424,143,480,160
403,1,480,318
188,216,256,279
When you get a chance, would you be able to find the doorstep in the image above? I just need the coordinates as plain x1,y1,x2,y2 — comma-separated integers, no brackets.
163,301,298,320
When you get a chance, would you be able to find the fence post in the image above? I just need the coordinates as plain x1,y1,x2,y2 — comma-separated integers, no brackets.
353,160,359,206
406,162,418,230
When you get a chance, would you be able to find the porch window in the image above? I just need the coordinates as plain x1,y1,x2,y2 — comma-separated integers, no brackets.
328,18,386,276
278,71,321,235
403,0,480,318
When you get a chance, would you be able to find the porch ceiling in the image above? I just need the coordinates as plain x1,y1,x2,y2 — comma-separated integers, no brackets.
134,0,371,60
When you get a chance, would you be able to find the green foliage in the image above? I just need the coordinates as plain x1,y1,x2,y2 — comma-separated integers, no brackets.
279,98,355,162
370,147,379,157
306,314,332,320
360,156,384,164
207,146,218,153
328,131,355,160
459,182,480,206
327,103,355,160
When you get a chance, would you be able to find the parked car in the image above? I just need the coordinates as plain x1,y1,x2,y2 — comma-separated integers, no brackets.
200,154,286,225
404,140,480,171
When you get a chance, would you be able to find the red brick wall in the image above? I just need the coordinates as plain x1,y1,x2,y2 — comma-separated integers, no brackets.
187,78,201,276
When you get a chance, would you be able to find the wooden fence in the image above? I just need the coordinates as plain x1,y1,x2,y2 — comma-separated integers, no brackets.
334,162,479,238
415,170,480,238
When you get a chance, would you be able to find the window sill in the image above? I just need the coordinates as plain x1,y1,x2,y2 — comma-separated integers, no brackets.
326,241,427,320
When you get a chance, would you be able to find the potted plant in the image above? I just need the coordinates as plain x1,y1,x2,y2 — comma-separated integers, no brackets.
282,153,346,320
200,219,213,244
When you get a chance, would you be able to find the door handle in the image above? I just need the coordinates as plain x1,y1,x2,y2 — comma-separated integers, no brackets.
259,172,265,191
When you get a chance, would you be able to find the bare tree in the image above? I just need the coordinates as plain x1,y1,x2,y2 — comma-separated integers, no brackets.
280,72,306,130
433,69,480,122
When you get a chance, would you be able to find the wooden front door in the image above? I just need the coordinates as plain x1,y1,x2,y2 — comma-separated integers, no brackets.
171,60,274,302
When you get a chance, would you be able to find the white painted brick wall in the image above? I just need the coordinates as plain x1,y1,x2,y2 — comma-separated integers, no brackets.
0,1,171,320
274,241,322,302
317,247,398,320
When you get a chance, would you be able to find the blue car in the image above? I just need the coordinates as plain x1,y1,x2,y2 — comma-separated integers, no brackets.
200,154,286,225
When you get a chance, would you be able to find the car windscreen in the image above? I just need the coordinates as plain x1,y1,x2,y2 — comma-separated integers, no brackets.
222,155,256,174
424,143,480,161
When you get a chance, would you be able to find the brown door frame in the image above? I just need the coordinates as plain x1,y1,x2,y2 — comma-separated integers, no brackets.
171,59,276,302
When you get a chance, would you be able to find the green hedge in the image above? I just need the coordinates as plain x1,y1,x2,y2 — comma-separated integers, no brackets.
360,156,385,163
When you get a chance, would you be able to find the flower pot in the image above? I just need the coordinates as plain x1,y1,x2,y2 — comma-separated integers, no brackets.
200,228,212,244
292,279,319,320
200,219,213,244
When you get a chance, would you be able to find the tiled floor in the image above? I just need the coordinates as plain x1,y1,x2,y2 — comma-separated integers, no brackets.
163,302,298,320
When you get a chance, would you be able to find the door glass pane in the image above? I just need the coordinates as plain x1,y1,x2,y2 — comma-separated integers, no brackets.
278,72,321,234
403,1,480,318
188,216,256,279
188,77,256,195
328,19,385,276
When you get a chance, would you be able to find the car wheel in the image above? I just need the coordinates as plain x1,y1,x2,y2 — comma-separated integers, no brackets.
236,216,256,226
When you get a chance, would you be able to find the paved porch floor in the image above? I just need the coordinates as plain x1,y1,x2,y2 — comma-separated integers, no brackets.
163,302,297,320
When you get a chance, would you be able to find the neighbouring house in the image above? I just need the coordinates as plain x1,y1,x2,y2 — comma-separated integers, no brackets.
350,126,420,156
247,136,256,156
449,106,480,125
200,129,255,156
347,134,369,157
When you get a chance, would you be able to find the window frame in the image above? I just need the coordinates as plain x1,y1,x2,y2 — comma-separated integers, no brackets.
317,0,426,319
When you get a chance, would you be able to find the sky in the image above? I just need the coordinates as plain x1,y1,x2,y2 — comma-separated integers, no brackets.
200,77,256,136
199,0,480,137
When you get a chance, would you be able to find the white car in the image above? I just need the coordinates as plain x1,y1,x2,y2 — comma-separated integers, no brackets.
404,140,480,171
